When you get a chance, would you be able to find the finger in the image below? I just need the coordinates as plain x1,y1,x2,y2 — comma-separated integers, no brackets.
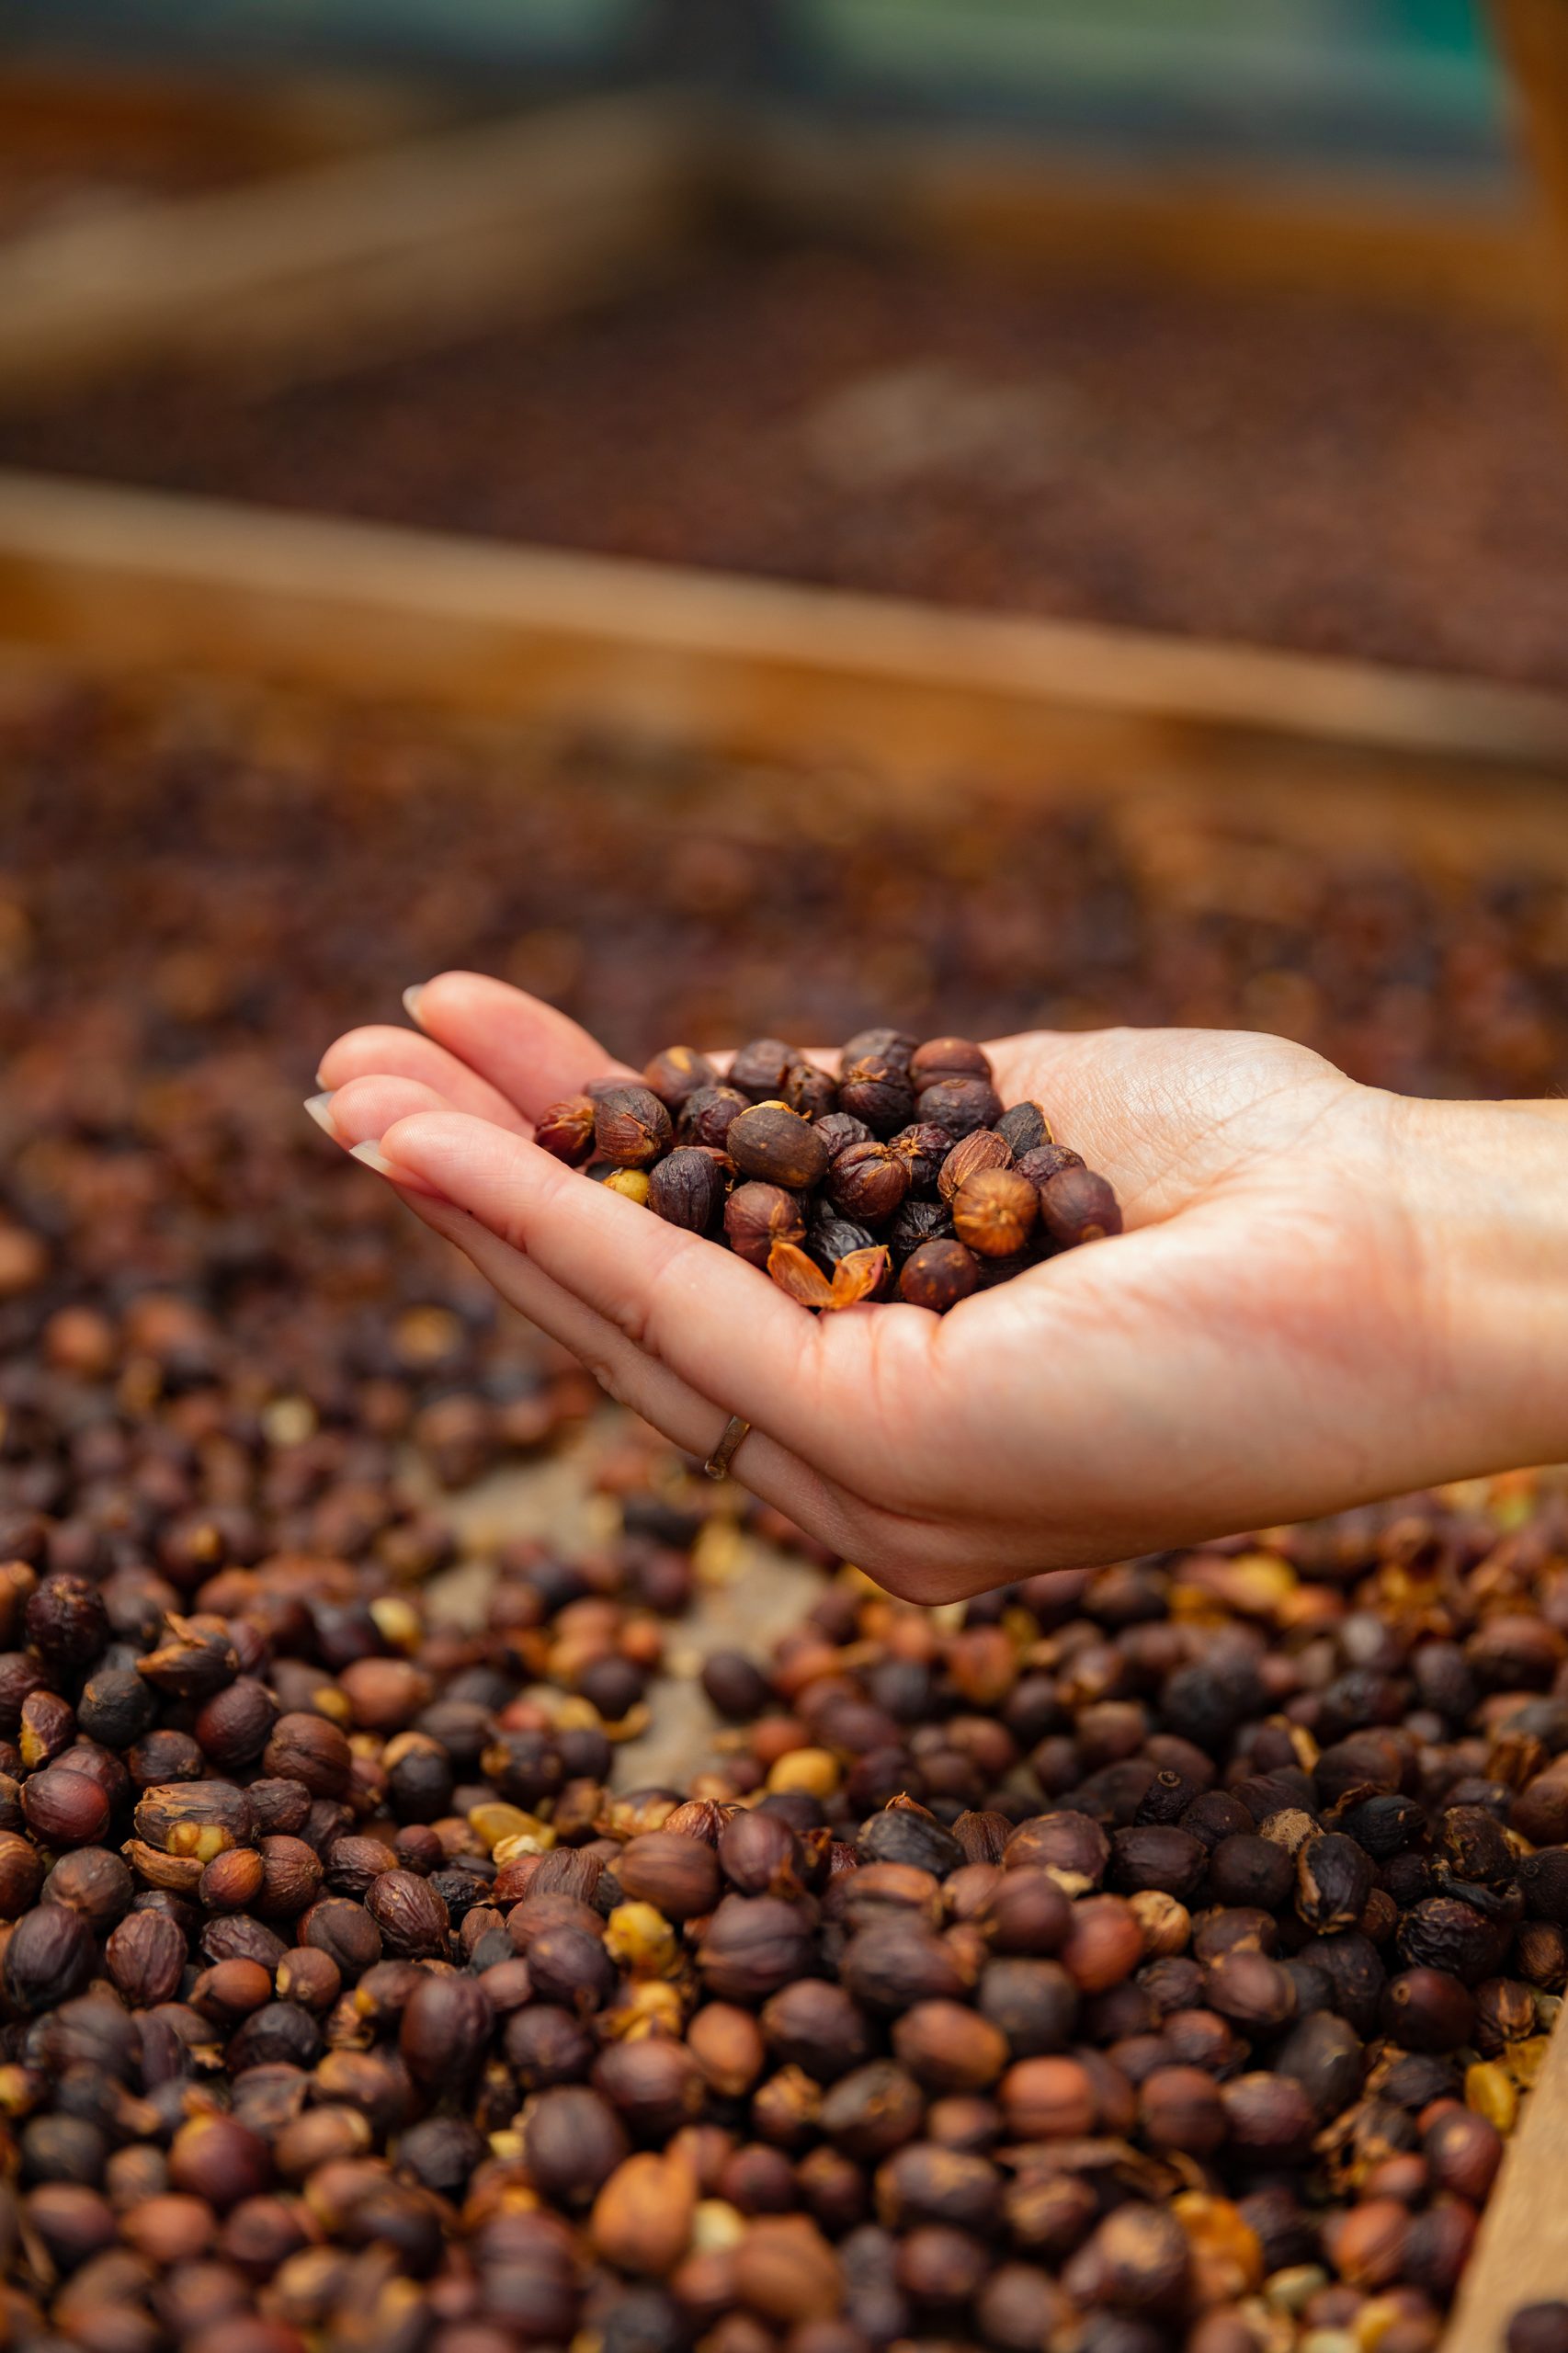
394,1185,879,1557
367,1120,1105,1602
406,973,636,1120
318,1074,476,1153
372,1107,931,1483
315,1025,528,1130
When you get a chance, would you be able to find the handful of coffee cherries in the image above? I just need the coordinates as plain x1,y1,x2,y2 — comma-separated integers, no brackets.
535,1029,1123,1314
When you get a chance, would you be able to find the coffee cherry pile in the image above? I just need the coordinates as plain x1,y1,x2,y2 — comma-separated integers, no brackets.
537,1034,1124,1314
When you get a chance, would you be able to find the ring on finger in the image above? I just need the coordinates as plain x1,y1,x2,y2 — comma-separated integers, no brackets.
704,1415,752,1481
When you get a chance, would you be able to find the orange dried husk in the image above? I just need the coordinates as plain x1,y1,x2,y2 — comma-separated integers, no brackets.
767,1242,835,1308
767,1240,890,1311
830,1246,890,1308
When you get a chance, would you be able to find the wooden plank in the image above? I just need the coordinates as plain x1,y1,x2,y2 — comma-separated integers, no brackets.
0,80,1547,416
0,63,435,176
731,111,1553,320
1443,2017,1568,2349
1494,0,1568,336
0,470,1564,796
0,95,702,401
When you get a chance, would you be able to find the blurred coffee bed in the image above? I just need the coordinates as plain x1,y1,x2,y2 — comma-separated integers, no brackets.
7,231,1568,689
0,90,1565,793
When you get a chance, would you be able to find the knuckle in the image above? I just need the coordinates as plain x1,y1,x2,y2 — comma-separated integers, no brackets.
612,1245,693,1361
603,1292,653,1354
579,1350,631,1409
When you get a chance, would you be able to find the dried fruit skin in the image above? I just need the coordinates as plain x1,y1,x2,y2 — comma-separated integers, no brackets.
678,1084,748,1148
826,1138,909,1223
814,1109,873,1158
910,1038,993,1089
995,1100,1052,1155
1040,1164,1124,1245
1015,1140,1085,1188
647,1147,724,1233
842,1027,917,1072
951,1167,1038,1258
728,1103,830,1190
643,1046,717,1109
890,1121,955,1198
937,1127,1012,1202
729,1039,795,1098
724,1182,807,1268
593,1085,675,1168
836,1054,916,1137
830,1245,891,1308
767,1242,836,1310
808,1205,876,1271
898,1239,980,1313
889,1198,955,1264
535,1096,597,1165
783,1057,837,1119
591,2149,695,2276
31,873,1546,2351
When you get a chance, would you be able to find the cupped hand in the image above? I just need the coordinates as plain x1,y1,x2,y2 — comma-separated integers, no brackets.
311,974,1528,1602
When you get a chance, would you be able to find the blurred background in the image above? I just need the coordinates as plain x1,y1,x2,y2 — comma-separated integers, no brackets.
0,2,1516,165
0,0,1562,683
0,0,1564,1533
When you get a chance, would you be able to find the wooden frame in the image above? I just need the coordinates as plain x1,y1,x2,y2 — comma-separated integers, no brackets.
1448,2006,1568,2352
1494,0,1568,313
0,82,1551,400
0,85,1560,818
0,60,439,278
3,468,1568,874
728,108,1552,320
0,93,700,402
0,59,432,171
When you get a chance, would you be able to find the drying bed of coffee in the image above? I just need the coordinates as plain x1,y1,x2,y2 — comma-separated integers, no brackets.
7,241,1568,688
1,666,1567,2352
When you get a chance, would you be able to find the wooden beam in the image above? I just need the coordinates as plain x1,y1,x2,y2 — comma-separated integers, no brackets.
731,111,1552,320
0,62,432,170
1444,2014,1568,2350
1494,0,1568,335
0,470,1564,798
0,83,1548,418
0,94,702,402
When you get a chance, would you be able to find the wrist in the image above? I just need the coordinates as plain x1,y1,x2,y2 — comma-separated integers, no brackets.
1388,1091,1568,1477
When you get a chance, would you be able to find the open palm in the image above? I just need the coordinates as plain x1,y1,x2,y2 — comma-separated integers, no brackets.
314,974,1517,1602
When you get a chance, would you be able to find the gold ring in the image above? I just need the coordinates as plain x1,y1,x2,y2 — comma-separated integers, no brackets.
704,1415,752,1481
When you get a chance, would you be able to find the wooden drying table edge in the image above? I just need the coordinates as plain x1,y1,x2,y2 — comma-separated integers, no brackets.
0,61,437,160
0,85,1551,404
1,470,1567,811
1437,1995,1568,2347
0,92,706,400
734,111,1553,322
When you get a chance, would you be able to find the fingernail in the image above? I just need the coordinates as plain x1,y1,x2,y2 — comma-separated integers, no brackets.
350,1140,397,1176
303,1092,336,1137
403,984,426,1025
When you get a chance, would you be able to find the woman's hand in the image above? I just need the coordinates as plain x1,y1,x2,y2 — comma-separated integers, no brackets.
312,975,1568,1602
